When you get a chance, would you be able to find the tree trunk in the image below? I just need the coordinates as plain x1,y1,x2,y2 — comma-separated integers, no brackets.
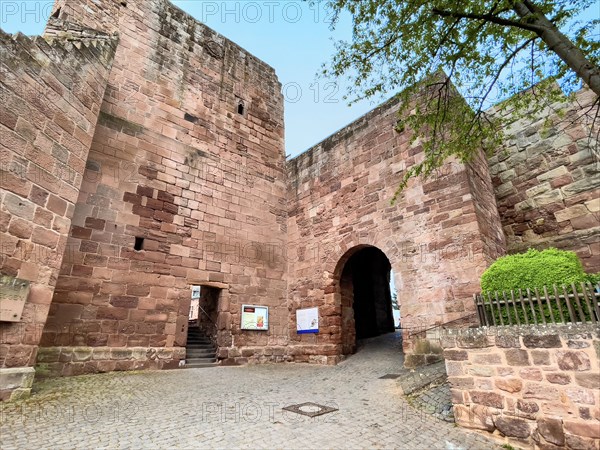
512,1,600,96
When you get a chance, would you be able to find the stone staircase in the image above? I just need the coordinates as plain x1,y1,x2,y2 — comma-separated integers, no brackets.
183,327,219,368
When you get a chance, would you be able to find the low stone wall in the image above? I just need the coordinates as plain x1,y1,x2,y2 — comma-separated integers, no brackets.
442,324,599,449
404,313,480,368
0,367,35,401
35,346,186,377
404,332,444,368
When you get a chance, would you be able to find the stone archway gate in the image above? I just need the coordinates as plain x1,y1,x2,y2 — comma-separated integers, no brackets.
286,95,507,366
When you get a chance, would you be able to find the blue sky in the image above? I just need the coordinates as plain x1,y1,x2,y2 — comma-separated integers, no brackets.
1,0,376,157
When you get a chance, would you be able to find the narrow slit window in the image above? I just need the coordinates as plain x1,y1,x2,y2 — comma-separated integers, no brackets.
134,237,144,251
237,102,244,115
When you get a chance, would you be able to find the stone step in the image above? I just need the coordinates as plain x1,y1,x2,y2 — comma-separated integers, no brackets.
186,350,216,357
397,361,447,395
183,362,220,369
186,357,217,364
186,344,215,350
187,354,216,360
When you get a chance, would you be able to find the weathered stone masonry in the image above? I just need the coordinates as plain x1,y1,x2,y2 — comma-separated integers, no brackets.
286,95,506,366
0,0,598,401
2,0,287,397
0,19,118,398
490,88,599,270
442,324,600,449
37,0,288,376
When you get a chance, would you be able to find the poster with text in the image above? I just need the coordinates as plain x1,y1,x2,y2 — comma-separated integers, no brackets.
296,307,319,334
191,285,201,299
241,304,269,330
189,298,199,321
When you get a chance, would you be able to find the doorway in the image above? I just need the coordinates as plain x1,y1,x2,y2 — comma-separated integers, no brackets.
188,285,220,346
339,246,396,354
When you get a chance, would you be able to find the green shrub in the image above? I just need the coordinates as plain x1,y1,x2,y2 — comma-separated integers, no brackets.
479,248,596,325
585,272,600,286
481,248,586,293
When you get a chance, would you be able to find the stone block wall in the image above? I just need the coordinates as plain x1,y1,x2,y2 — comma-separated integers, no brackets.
466,148,507,264
36,346,185,377
37,0,288,374
490,88,599,271
286,93,506,366
47,0,123,35
443,324,600,449
0,22,117,398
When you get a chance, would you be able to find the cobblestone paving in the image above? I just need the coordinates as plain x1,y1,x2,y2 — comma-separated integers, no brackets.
408,381,455,423
0,333,499,449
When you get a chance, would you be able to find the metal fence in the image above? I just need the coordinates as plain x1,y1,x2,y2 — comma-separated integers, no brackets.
474,282,600,326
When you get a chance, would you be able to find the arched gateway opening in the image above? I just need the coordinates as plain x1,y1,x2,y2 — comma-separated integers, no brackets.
337,246,396,355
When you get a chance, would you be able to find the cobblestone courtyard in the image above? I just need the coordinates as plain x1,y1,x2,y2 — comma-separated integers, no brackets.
1,333,498,449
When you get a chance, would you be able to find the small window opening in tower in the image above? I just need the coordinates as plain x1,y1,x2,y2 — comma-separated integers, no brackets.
134,237,144,251
237,102,244,115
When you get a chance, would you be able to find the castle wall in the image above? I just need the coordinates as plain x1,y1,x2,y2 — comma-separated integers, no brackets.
0,24,117,399
47,0,123,35
37,0,288,376
0,0,597,400
489,88,599,271
466,149,507,264
286,95,505,366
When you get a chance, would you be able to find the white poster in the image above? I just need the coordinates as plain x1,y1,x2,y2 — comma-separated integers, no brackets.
241,304,269,330
296,307,319,334
191,285,201,299
189,298,199,320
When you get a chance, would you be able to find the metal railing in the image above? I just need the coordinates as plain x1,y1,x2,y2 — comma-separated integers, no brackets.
473,282,600,326
403,312,479,338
